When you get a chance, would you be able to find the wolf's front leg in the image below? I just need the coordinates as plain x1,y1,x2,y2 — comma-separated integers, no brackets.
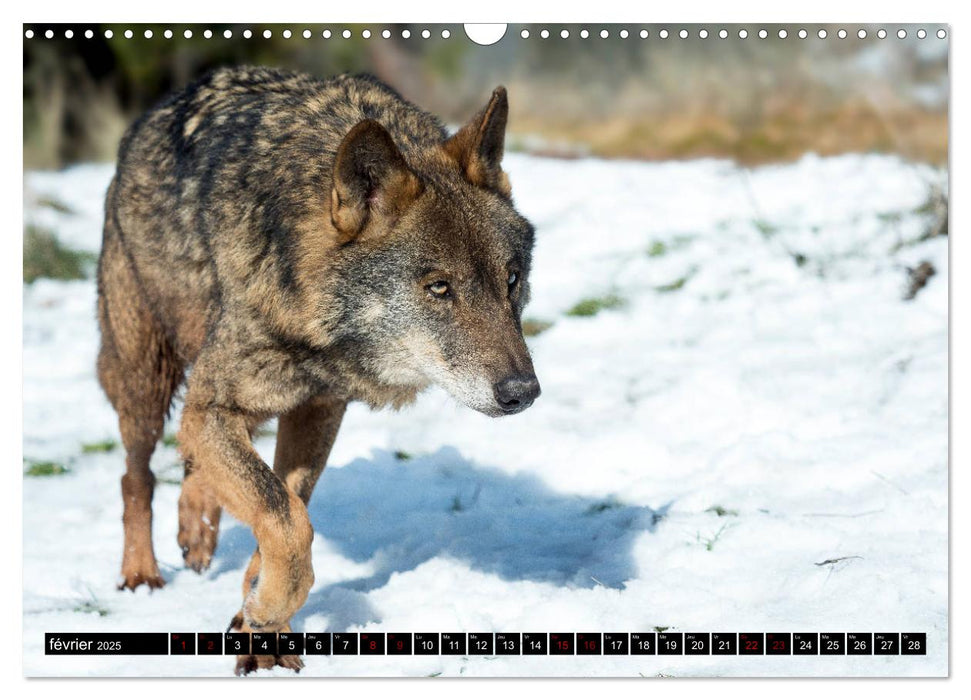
227,396,347,672
179,404,315,673
225,548,304,673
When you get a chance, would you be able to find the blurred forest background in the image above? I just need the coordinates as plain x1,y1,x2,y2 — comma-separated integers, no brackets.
24,23,948,170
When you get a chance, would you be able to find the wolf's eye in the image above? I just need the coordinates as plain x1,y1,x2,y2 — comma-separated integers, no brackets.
427,281,451,298
508,271,518,287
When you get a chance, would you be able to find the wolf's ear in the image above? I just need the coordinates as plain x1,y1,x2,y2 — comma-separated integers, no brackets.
444,86,511,198
331,120,422,243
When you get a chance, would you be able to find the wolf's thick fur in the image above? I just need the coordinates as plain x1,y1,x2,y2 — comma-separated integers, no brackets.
96,67,540,674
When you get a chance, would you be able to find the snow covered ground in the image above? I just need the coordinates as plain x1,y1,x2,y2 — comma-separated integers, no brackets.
22,152,948,677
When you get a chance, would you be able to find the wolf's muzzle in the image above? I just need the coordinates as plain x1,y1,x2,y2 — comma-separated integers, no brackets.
493,374,541,414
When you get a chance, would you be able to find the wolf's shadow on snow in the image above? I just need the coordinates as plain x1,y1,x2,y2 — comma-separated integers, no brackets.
209,446,665,632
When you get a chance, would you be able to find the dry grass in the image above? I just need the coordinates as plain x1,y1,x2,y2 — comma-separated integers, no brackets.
512,102,947,166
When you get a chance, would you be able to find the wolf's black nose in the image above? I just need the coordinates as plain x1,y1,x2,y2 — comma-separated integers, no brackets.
493,374,541,413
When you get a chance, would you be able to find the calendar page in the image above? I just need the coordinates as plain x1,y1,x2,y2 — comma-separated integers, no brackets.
22,21,949,678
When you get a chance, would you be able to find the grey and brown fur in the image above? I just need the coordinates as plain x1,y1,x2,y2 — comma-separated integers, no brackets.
96,66,540,674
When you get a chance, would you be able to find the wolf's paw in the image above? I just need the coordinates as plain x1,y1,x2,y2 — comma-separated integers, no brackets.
178,476,222,573
178,516,219,572
117,566,165,591
241,581,307,632
228,614,303,675
234,652,304,675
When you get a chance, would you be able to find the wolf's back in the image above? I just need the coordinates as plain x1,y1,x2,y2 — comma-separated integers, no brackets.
102,67,449,360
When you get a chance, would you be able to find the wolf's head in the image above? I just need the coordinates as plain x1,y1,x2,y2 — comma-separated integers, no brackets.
327,87,540,417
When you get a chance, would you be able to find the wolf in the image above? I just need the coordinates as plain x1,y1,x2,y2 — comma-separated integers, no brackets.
96,66,540,674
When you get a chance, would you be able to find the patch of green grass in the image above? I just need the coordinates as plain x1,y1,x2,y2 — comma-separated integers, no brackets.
81,439,118,454
753,219,779,238
647,236,695,258
23,225,96,283
913,185,947,218
696,523,733,551
24,460,69,477
654,626,670,633
655,276,690,293
36,195,75,215
522,318,554,337
647,241,668,257
566,294,626,318
705,505,739,517
73,600,109,617
161,433,179,447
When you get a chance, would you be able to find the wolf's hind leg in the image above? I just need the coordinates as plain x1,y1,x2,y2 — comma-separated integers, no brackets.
97,227,184,591
99,335,177,591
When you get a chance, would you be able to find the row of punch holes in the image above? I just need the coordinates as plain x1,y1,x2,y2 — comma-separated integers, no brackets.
24,26,948,42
